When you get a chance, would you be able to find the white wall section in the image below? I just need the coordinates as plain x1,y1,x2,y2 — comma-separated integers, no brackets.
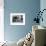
0,0,4,42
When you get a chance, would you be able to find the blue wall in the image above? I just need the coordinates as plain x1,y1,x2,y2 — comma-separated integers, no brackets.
4,0,40,42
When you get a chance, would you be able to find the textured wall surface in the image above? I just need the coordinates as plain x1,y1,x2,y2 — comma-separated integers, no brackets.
4,0,40,42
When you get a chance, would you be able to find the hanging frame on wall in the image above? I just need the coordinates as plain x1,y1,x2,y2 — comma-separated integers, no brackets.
10,13,25,25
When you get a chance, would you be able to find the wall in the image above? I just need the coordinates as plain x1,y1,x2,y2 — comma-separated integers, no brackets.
0,0,4,42
4,0,40,42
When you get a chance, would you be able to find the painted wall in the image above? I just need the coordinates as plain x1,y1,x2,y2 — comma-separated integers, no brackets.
4,0,40,42
0,0,4,42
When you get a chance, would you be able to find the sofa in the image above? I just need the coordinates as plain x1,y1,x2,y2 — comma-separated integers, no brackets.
1,25,46,46
32,25,46,46
17,25,46,46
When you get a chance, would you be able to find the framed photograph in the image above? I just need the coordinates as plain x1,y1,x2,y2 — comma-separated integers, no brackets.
10,13,25,25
